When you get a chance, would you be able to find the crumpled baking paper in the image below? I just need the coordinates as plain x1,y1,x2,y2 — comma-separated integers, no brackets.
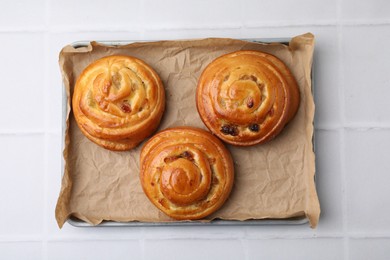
55,33,320,228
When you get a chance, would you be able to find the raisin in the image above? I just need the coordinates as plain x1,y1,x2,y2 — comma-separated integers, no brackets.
221,125,230,134
249,124,259,132
164,151,194,163
120,101,132,113
180,151,194,161
247,97,254,108
250,75,258,82
221,125,238,136
229,127,238,136
239,75,257,82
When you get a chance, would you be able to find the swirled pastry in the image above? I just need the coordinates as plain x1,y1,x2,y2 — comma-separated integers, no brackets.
140,127,234,220
72,55,165,151
196,50,300,146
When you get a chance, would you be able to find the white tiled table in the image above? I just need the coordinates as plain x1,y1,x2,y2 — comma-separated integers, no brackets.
1,0,390,259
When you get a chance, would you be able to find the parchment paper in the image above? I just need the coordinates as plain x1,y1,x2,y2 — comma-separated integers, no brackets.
55,33,320,228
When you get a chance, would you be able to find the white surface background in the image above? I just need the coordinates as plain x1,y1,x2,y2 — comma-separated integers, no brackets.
1,0,390,259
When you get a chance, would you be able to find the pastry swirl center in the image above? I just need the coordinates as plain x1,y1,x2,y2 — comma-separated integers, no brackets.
158,146,212,206
213,69,272,125
162,159,201,196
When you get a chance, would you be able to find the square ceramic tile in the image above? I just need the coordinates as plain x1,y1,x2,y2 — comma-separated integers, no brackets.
313,27,341,128
341,0,390,21
0,242,42,260
0,135,44,235
0,0,45,29
311,28,341,128
140,225,246,240
144,239,244,260
143,0,241,29
47,241,143,259
349,238,390,260
342,25,390,125
243,0,338,26
0,33,45,131
245,238,343,259
143,28,243,41
49,0,142,30
314,130,343,233
345,129,390,232
241,26,325,39
46,133,65,234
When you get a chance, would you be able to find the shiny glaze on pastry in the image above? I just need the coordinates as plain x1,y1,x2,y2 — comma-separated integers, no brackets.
72,55,165,151
140,127,234,220
196,50,300,146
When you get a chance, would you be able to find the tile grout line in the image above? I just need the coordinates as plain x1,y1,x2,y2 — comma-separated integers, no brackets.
244,20,338,28
0,130,46,135
46,233,346,242
336,0,349,259
0,130,61,135
0,20,389,34
0,28,144,34
340,128,349,260
0,236,44,243
42,0,51,258
42,51,49,260
7,232,390,243
0,27,46,33
348,233,390,239
340,19,390,26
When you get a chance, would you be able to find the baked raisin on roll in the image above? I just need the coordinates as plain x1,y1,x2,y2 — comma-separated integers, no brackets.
72,55,165,151
140,127,234,220
196,50,300,146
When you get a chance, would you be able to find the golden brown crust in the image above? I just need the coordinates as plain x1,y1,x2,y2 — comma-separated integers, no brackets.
140,127,234,220
72,55,165,151
196,50,300,146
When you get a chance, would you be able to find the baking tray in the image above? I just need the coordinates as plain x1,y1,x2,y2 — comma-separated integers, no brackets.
61,38,314,227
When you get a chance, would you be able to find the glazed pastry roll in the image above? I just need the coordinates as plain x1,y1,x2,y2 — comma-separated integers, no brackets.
72,55,165,151
140,127,234,220
196,50,300,146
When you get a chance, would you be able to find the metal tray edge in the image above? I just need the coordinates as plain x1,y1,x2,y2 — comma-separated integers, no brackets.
67,217,309,227
61,37,313,227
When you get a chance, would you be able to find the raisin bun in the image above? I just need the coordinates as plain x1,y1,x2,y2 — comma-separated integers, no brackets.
72,55,165,151
140,127,234,220
196,50,300,146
